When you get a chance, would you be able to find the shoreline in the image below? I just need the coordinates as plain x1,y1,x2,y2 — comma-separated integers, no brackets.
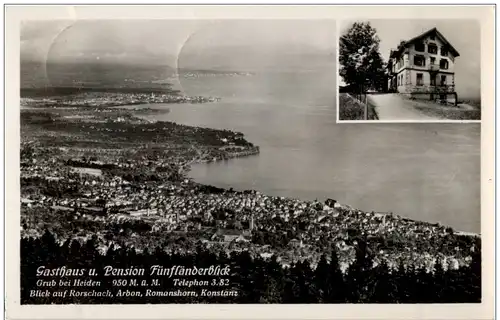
131,104,479,237
20,105,480,272
20,90,221,109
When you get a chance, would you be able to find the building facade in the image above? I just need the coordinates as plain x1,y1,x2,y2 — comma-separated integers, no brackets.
386,28,460,103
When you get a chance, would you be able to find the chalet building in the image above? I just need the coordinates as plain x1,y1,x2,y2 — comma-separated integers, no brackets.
386,28,460,104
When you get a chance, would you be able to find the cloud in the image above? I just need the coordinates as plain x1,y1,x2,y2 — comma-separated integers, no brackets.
21,20,75,62
21,20,73,41
21,19,336,67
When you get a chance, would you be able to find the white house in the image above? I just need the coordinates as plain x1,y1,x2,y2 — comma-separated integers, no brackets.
386,28,460,104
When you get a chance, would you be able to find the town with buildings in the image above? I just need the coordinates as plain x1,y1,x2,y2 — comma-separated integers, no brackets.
20,97,480,275
21,91,220,109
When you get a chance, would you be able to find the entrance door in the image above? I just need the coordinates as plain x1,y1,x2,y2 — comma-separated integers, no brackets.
430,74,436,86
439,76,448,102
440,75,447,86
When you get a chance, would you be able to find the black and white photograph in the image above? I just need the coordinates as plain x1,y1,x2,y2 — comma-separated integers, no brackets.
4,5,495,319
338,20,481,121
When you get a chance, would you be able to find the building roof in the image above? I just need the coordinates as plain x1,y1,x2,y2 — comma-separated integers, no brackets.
215,228,242,236
390,27,460,59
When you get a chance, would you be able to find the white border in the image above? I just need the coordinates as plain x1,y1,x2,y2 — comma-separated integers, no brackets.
336,19,341,122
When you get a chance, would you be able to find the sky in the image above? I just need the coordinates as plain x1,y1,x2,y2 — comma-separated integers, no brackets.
21,20,336,70
23,19,479,99
340,19,481,99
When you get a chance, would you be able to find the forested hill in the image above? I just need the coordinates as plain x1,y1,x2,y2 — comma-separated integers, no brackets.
21,230,481,304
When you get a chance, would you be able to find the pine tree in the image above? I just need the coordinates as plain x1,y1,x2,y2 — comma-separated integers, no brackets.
300,260,318,303
346,237,373,302
258,255,285,303
470,240,482,302
40,229,60,265
314,255,330,303
432,259,446,302
369,261,392,303
325,250,346,303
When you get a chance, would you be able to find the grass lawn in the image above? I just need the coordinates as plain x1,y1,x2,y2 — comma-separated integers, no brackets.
339,93,379,120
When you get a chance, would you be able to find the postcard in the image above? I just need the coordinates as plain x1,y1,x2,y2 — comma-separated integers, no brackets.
4,4,495,320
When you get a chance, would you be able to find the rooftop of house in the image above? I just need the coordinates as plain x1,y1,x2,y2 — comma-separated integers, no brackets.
389,27,460,60
215,228,243,236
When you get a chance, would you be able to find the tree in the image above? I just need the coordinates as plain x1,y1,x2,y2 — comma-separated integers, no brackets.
20,232,482,304
339,22,387,93
369,51,387,92
315,250,346,303
314,255,330,302
346,237,374,302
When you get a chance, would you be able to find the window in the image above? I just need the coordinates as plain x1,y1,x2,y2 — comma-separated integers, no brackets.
440,59,449,70
428,44,438,54
416,73,424,86
415,42,425,52
430,74,436,86
430,57,436,65
440,75,447,86
414,55,426,67
441,46,448,56
396,57,404,70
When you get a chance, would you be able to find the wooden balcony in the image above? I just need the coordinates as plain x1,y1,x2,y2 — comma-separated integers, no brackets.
433,85,455,93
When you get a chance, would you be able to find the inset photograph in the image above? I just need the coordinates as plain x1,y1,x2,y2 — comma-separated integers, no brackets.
338,20,481,121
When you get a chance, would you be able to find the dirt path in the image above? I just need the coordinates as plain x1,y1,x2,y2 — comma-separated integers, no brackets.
368,94,443,121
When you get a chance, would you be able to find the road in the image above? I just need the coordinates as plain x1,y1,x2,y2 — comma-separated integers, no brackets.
368,94,441,121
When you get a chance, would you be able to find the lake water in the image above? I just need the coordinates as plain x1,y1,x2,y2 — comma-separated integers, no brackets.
140,69,480,233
